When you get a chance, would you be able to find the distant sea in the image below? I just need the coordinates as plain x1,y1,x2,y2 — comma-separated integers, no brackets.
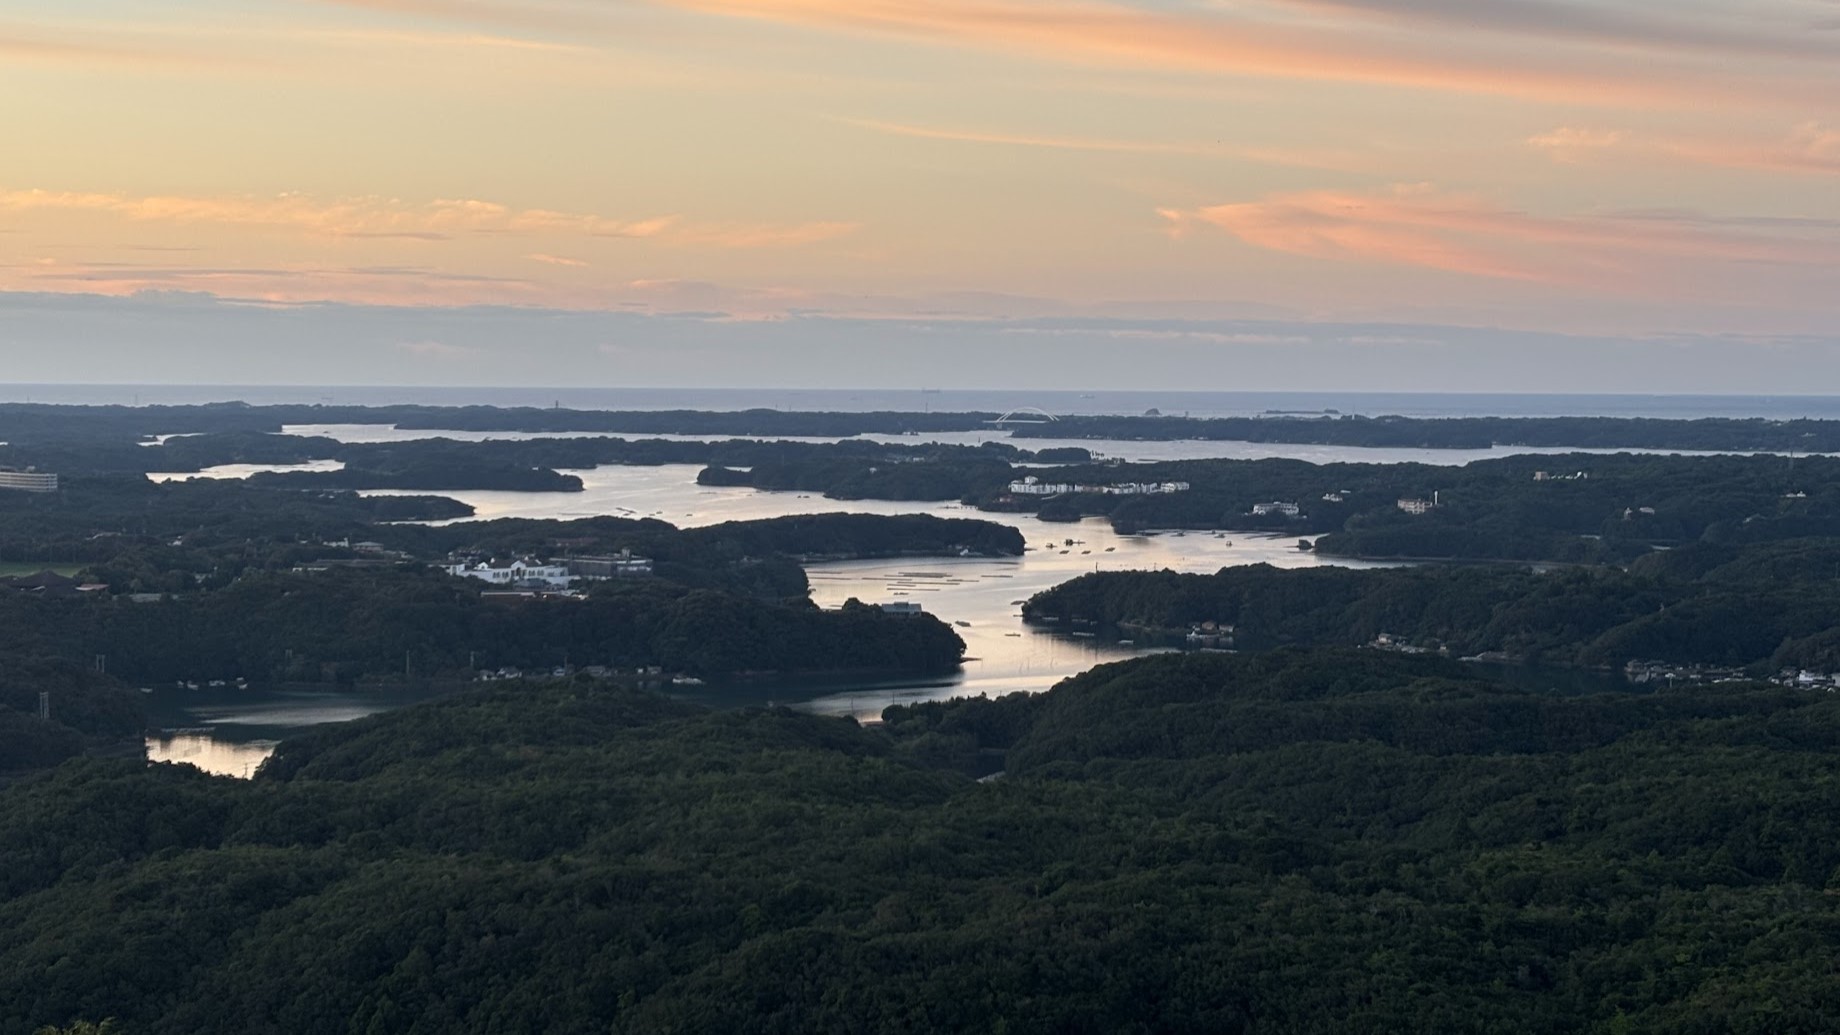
5,384,1840,420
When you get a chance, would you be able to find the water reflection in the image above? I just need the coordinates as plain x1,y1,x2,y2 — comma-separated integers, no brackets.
147,734,279,778
284,423,1754,465
148,459,1386,773
146,460,346,482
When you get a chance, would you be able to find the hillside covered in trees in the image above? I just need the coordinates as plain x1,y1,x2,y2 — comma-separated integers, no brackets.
1022,538,1840,672
5,650,1840,1032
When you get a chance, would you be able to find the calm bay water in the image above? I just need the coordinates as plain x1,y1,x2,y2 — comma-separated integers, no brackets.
141,401,1750,776
282,423,1760,466
145,455,1387,774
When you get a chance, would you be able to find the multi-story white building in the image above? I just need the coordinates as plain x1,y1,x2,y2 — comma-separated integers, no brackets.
0,468,58,493
1251,501,1301,517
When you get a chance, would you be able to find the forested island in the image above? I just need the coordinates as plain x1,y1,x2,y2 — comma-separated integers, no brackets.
1023,537,1840,673
7,649,1840,1032
0,460,1027,780
12,399,1840,456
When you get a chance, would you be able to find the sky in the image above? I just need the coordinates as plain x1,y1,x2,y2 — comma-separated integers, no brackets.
1,0,1837,390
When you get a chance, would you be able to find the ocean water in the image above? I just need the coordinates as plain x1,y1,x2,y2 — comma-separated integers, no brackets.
7,383,1840,420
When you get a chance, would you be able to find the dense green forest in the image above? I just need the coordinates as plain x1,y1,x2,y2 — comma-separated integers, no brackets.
6,650,1840,1032
1022,539,1840,671
0,569,967,686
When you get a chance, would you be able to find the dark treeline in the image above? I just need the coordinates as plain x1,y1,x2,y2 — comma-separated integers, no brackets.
701,447,1840,562
0,657,144,774
21,438,1840,566
1023,539,1840,671
0,402,996,445
0,477,469,566
1038,451,1837,562
0,463,1021,577
14,400,1840,452
6,650,1840,1031
1014,412,1840,451
9,429,1088,495
0,567,966,686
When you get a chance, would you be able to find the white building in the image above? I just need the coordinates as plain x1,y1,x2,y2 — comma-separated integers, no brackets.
0,468,57,493
1008,476,1191,497
1251,501,1301,517
1397,497,1438,515
446,560,572,588
562,551,655,579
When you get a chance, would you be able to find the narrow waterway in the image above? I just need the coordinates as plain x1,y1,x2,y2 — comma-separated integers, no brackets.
147,459,1387,773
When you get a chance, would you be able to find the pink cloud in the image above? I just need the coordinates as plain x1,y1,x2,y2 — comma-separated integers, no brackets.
0,188,850,250
653,0,1816,106
1170,185,1840,288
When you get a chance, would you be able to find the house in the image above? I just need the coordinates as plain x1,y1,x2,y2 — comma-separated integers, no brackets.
1251,501,1301,517
878,601,925,617
1397,496,1438,515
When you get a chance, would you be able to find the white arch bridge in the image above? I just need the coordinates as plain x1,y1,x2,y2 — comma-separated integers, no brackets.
985,408,1061,425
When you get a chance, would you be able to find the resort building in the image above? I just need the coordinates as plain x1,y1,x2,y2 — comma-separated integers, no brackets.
0,468,58,493
446,560,572,588
561,551,655,579
1008,476,1191,496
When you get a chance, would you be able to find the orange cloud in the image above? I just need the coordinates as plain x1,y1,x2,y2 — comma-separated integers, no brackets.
668,221,861,248
1669,122,1840,176
652,0,1803,105
835,116,1227,155
0,188,849,250
1527,127,1627,162
1170,186,1840,287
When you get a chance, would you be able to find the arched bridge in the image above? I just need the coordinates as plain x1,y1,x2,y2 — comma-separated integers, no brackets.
986,407,1061,425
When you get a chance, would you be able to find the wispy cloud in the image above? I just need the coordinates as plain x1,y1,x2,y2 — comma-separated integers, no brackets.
0,25,236,68
1270,0,1840,63
0,188,852,250
1521,122,1840,177
525,253,590,266
1165,185,1840,286
397,339,483,358
648,0,1823,105
309,0,614,35
1668,122,1840,176
834,116,1227,155
1527,126,1627,162
669,221,861,248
